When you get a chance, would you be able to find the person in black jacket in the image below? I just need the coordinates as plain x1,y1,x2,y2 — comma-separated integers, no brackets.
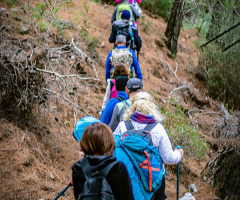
109,10,142,52
71,122,134,200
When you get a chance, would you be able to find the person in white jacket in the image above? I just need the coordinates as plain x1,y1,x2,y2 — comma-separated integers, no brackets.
113,91,184,200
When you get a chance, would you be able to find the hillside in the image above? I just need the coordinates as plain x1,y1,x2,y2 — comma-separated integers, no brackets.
0,0,239,200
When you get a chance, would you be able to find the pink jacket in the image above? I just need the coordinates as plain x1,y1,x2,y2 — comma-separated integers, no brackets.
116,0,141,4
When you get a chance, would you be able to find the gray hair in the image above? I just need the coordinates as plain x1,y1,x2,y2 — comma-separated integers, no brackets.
116,35,126,44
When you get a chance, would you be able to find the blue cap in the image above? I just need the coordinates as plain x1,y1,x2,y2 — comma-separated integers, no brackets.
73,116,100,141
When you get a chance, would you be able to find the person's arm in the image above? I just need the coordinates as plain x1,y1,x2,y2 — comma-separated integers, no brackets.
100,100,114,125
109,104,121,131
130,4,141,19
105,51,112,81
109,31,116,44
153,124,182,164
133,29,142,52
117,163,134,200
111,6,118,24
102,83,111,110
72,162,84,200
131,50,143,80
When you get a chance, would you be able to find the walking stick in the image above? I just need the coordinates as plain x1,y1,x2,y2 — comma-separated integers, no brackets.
53,184,70,200
137,50,140,61
176,146,182,200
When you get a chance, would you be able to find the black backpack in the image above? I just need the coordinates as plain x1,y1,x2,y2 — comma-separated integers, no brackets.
124,121,158,145
78,157,118,200
112,19,136,49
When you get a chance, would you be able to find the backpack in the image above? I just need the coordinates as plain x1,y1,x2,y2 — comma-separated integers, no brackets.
78,157,118,200
110,48,135,78
110,79,118,98
116,4,135,26
111,19,136,49
119,121,164,192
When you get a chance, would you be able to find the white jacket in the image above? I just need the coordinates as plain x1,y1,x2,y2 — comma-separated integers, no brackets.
113,120,181,165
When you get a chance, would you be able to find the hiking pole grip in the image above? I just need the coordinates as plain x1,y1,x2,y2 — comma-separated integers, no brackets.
53,184,70,200
176,146,182,200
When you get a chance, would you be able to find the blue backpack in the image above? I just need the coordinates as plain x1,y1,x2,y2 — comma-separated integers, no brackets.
118,121,164,192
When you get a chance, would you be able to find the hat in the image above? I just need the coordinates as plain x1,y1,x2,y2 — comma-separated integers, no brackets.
73,116,100,142
127,78,143,91
121,10,131,20
116,77,129,91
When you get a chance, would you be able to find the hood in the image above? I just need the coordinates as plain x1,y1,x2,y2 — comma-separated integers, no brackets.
86,155,116,172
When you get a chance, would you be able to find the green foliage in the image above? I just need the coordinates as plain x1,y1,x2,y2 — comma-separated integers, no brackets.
161,103,209,159
198,43,240,110
141,0,172,21
79,19,91,41
5,0,16,7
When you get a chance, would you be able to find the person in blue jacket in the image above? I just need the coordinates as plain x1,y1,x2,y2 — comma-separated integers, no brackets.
106,34,142,82
100,77,129,125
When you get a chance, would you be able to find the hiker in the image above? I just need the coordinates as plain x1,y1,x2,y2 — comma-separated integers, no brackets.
100,77,129,125
71,122,134,200
102,63,129,112
112,0,141,27
109,10,142,52
114,92,184,200
106,34,142,82
109,78,143,131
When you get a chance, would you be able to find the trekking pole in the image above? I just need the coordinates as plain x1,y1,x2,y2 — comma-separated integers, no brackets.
137,50,140,61
176,146,182,200
53,184,70,200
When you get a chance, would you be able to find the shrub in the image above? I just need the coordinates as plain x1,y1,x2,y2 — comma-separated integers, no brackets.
161,103,209,160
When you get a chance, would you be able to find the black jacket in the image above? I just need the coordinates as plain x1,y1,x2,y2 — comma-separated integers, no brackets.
72,155,134,200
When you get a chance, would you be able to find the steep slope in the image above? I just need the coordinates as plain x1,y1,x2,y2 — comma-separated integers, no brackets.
1,0,236,200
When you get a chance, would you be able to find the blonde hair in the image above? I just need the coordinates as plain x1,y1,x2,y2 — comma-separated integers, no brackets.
123,92,163,122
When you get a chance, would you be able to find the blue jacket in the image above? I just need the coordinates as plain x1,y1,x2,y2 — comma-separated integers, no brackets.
100,91,128,125
114,135,153,200
105,46,143,81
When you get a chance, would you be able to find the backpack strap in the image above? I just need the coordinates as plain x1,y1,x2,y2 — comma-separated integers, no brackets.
143,122,158,132
124,120,135,130
80,157,93,179
116,96,124,102
100,160,119,178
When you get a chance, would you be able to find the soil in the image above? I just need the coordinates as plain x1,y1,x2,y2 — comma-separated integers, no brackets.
0,0,238,200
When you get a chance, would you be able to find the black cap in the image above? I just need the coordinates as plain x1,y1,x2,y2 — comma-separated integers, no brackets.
116,77,129,91
127,78,143,91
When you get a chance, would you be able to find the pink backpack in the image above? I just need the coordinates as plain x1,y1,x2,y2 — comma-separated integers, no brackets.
110,79,118,98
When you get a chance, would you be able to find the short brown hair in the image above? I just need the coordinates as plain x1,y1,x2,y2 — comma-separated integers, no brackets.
80,123,115,156
111,63,129,78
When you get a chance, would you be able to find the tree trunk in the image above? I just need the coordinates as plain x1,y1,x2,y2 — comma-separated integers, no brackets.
165,0,185,56
202,146,240,200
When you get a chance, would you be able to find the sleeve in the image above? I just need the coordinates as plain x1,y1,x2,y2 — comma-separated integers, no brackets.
72,163,85,200
131,50,143,80
100,100,113,125
152,124,181,165
109,104,121,131
109,31,116,44
102,83,111,110
130,4,141,19
133,29,142,52
111,6,118,24
117,163,134,200
105,51,112,80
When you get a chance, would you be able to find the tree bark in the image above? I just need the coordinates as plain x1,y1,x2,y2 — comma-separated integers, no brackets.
202,146,240,200
165,0,185,56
